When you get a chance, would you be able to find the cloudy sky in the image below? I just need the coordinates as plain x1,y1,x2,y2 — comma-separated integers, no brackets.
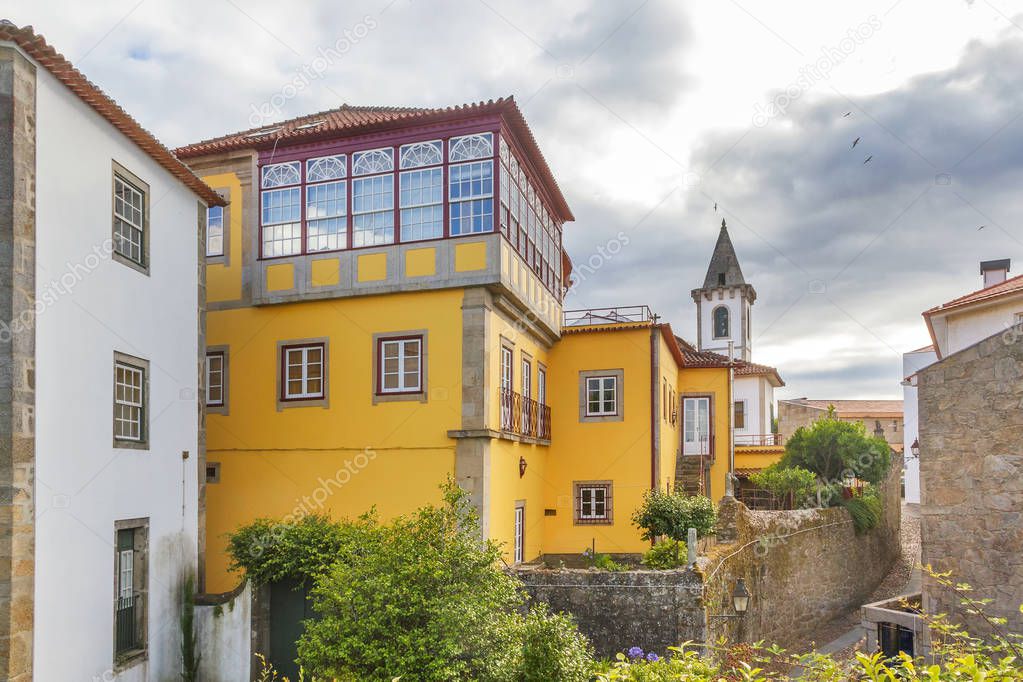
5,0,1022,399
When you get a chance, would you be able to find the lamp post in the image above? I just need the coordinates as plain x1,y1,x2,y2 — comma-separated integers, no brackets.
709,578,751,619
910,439,920,459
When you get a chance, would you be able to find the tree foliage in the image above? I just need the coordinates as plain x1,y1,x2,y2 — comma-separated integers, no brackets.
632,489,716,543
781,408,892,489
749,464,818,507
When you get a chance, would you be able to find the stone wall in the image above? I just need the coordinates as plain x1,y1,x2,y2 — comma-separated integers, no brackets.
705,460,902,649
918,328,1023,636
516,567,705,658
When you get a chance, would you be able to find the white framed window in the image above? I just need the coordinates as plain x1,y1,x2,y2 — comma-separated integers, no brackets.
513,503,525,564
206,205,224,257
352,148,394,176
449,160,494,235
114,361,145,442
574,482,612,524
206,351,225,407
306,180,347,252
306,154,346,183
501,346,513,392
261,160,301,188
538,366,547,405
113,173,146,266
585,376,617,417
399,140,443,169
378,336,422,394
352,174,394,247
399,167,443,241
261,186,302,257
448,132,494,162
281,343,325,400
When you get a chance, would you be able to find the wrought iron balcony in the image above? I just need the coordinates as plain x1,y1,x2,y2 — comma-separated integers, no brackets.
734,433,782,447
499,388,551,441
563,305,654,327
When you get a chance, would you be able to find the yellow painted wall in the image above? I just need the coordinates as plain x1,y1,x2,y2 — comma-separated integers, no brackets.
204,172,244,303
544,327,654,555
658,334,682,494
205,289,464,591
677,367,732,503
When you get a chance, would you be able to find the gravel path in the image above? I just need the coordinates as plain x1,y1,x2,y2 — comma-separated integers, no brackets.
798,503,922,656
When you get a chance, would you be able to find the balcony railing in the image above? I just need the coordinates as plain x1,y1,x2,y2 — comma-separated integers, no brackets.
563,305,654,327
500,388,551,440
115,594,139,655
735,433,782,447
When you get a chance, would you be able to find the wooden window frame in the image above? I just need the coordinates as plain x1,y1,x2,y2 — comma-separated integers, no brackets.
111,161,150,276
578,369,624,423
206,188,231,264
573,481,613,525
513,500,525,564
205,347,229,414
734,399,747,431
205,462,221,484
112,517,149,670
373,332,427,402
276,339,329,410
113,351,149,450
682,393,715,456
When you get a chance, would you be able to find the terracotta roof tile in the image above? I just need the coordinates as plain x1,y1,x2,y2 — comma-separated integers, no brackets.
924,273,1023,316
174,97,573,221
0,22,225,207
673,336,784,385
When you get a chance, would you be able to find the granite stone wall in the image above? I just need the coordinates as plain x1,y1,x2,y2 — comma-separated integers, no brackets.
515,567,705,658
918,328,1023,636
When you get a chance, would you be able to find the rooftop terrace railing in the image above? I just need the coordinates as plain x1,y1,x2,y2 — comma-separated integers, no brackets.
562,305,654,327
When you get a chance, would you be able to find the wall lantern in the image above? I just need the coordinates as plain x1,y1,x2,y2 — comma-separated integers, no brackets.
732,578,750,614
910,439,920,459
519,456,528,478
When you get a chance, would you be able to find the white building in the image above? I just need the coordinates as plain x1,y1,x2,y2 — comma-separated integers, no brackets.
691,219,784,445
901,259,1023,505
0,24,223,681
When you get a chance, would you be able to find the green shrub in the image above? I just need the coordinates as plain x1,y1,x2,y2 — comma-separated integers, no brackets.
515,604,593,682
641,539,687,570
748,464,817,508
584,548,628,571
843,487,882,534
632,490,716,544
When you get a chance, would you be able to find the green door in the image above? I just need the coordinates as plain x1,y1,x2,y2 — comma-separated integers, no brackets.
269,578,316,679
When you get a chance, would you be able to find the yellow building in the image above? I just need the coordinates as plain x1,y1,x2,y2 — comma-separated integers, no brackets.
175,99,784,591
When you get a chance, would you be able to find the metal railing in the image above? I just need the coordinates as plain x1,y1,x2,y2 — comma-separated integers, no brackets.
115,595,138,654
734,433,782,446
562,305,654,327
500,388,551,440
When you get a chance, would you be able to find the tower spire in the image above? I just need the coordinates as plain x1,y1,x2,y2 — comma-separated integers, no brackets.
702,218,746,289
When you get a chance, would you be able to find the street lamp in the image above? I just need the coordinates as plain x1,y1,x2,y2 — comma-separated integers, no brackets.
732,578,750,614
910,439,920,459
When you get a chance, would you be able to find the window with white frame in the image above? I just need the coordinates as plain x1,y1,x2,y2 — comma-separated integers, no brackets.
513,504,525,564
306,154,347,252
113,172,146,266
574,482,612,524
352,148,395,246
585,376,617,417
261,161,302,257
449,160,494,235
399,166,443,241
206,205,224,257
281,343,325,400
206,351,225,407
114,360,145,442
114,523,147,657
377,336,422,394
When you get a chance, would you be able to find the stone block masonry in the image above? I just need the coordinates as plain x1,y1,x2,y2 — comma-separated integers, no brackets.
918,329,1023,636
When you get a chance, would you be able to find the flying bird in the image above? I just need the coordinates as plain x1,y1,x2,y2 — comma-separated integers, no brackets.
713,202,718,212
842,111,852,117
978,225,986,231
863,155,873,164
851,137,861,149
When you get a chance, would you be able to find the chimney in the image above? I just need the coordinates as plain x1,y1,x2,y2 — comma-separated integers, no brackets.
980,259,1011,287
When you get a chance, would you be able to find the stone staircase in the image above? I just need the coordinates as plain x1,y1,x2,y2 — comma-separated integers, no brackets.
675,455,706,496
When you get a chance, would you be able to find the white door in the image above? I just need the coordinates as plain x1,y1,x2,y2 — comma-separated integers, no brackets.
513,505,524,563
683,397,711,455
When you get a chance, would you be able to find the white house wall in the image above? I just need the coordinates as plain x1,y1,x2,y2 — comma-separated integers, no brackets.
32,62,201,682
902,348,936,504
941,297,1023,357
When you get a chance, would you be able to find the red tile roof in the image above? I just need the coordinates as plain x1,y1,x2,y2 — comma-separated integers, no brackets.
174,97,573,221
923,273,1023,316
673,336,785,385
0,22,225,207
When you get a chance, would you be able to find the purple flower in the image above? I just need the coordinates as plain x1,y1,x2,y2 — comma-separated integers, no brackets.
627,646,644,659
646,652,659,662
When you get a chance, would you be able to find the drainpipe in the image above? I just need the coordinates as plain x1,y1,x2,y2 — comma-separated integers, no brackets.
650,320,660,491
728,340,735,496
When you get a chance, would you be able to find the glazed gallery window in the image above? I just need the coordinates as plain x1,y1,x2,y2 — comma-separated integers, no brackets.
377,336,423,394
574,482,612,524
114,358,146,443
713,306,730,339
281,343,325,400
400,141,443,242
113,169,147,268
585,376,617,416
352,148,395,247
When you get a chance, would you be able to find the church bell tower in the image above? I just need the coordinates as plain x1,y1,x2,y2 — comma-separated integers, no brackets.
691,219,756,361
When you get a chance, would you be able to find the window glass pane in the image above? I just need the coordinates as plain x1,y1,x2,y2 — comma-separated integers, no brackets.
306,154,346,182
399,140,443,169
352,175,395,247
448,132,494,162
352,148,394,176
262,161,301,188
400,168,443,241
306,181,347,252
207,206,224,257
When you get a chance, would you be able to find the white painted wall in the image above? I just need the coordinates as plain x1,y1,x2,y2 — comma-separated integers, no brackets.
902,348,937,504
696,288,750,360
733,375,775,444
31,60,202,682
933,296,1023,358
196,585,251,682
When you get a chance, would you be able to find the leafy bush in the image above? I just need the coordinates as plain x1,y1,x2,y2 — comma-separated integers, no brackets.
748,464,817,508
226,512,380,584
296,481,546,681
632,490,716,543
583,548,629,571
781,408,892,489
641,539,687,570
843,486,882,534
515,603,593,682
